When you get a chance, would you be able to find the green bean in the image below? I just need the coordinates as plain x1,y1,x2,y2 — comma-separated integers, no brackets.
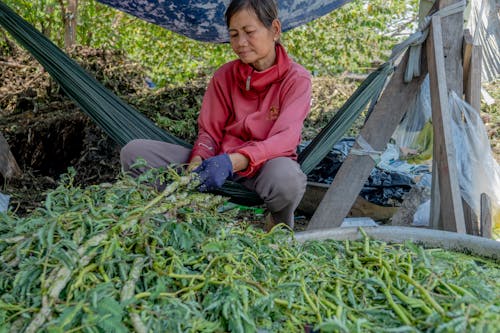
364,277,412,325
25,232,108,333
301,279,322,323
391,287,433,315
395,271,446,316
121,257,147,333
0,169,498,332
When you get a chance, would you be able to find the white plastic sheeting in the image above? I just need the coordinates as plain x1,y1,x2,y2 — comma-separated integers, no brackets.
467,0,500,82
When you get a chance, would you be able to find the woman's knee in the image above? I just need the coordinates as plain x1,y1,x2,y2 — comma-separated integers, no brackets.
261,158,307,202
121,139,192,174
120,139,147,170
275,168,307,202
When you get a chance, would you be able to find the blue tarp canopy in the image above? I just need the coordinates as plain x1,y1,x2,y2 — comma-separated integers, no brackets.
96,0,353,42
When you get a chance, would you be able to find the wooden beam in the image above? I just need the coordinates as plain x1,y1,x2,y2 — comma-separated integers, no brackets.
307,51,428,230
0,131,21,179
463,29,473,89
465,43,482,112
461,29,483,236
430,0,465,231
426,15,466,233
481,193,492,239
438,0,464,96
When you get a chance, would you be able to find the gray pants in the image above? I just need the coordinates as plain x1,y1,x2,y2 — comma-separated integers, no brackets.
120,139,307,227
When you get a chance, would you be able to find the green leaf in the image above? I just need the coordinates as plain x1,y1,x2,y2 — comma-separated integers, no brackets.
97,297,124,319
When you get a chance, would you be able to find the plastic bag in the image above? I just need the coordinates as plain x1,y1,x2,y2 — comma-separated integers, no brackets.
392,75,433,162
413,199,430,227
0,192,10,213
449,91,500,239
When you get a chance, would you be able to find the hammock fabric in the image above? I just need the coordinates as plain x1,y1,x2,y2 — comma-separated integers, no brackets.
96,0,354,43
0,1,391,205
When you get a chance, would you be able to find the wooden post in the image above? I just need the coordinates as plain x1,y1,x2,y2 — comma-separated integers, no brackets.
463,32,482,112
429,0,466,232
426,15,466,233
481,193,493,239
463,29,473,94
0,131,21,179
463,203,480,236
307,51,428,230
461,29,483,235
438,0,464,95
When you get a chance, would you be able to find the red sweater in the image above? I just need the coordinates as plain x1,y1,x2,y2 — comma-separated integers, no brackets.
191,44,312,177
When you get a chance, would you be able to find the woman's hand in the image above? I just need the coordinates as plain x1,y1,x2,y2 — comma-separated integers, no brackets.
189,152,248,176
193,154,233,191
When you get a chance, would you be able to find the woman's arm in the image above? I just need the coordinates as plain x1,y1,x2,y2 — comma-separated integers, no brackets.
236,70,312,177
190,70,232,161
229,153,249,172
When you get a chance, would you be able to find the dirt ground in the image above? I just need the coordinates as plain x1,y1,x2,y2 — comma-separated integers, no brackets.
1,45,499,224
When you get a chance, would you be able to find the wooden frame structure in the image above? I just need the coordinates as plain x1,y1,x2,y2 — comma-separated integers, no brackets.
308,0,492,237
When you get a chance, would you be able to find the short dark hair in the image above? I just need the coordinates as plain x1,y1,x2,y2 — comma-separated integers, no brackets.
225,0,278,28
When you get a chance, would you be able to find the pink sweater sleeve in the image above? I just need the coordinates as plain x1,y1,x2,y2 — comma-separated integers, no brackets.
237,73,312,177
190,75,229,160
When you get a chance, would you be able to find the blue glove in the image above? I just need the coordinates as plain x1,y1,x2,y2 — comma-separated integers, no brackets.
194,154,233,192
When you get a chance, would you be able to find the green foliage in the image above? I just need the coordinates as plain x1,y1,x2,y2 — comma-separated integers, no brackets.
1,0,418,86
283,0,418,75
1,0,64,44
0,169,499,331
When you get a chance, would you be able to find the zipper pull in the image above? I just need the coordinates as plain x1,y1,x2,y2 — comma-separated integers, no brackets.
246,75,251,91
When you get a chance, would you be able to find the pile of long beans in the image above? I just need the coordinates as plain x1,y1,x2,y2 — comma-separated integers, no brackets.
0,167,499,332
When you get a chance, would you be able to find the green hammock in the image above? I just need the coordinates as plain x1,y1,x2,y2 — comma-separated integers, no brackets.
0,1,393,205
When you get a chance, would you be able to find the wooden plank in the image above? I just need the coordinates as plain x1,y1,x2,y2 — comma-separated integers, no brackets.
463,29,473,90
430,0,464,229
430,0,465,231
463,33,483,235
297,182,398,221
0,131,21,179
460,30,481,237
426,15,466,233
463,200,480,236
438,0,464,96
430,171,441,230
307,51,428,230
465,43,482,112
481,193,492,239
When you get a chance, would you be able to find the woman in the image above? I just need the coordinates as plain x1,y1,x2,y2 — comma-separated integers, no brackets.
120,0,312,228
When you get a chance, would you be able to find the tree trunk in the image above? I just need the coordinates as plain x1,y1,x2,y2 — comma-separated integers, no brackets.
64,0,78,49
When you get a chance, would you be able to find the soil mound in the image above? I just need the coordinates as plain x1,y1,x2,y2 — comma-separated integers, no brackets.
0,45,208,214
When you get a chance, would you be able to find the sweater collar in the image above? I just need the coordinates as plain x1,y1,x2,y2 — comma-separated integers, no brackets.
234,43,291,93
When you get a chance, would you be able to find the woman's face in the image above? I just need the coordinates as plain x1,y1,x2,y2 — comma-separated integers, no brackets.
228,8,280,71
